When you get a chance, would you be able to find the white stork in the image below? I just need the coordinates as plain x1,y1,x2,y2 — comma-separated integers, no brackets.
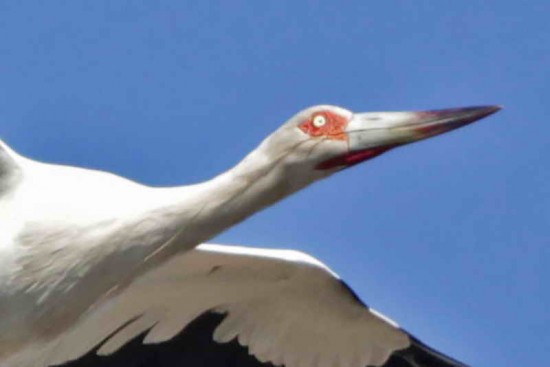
0,105,500,367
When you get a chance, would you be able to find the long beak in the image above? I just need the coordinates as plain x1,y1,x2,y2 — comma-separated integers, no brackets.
318,106,501,170
347,105,501,150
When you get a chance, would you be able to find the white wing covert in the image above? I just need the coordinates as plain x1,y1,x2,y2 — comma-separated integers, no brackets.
10,244,467,367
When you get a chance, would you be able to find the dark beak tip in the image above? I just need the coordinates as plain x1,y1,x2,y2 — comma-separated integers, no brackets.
459,105,502,114
442,105,503,121
456,105,502,126
416,104,502,136
429,105,502,118
479,104,503,115
469,105,503,121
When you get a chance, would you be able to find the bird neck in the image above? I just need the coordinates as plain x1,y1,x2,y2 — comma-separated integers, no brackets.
164,148,294,248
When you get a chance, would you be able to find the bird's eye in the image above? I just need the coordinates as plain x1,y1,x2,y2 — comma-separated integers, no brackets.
312,115,327,128
298,111,348,141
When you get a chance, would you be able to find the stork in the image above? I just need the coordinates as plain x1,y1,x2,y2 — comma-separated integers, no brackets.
0,104,500,366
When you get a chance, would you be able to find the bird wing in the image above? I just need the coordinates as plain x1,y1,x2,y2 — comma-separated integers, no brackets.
0,140,22,193
12,244,468,367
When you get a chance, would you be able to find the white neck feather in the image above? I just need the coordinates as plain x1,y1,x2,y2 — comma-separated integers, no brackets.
0,136,315,348
151,140,302,258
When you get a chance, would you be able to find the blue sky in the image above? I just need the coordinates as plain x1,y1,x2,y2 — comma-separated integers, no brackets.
1,2,548,366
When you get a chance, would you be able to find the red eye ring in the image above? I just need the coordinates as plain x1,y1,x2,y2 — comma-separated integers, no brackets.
299,111,349,141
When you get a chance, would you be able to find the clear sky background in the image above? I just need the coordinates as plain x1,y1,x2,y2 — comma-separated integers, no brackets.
0,2,548,366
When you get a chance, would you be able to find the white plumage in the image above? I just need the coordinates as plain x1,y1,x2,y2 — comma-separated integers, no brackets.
6,245,407,366
6,244,469,367
0,104,500,366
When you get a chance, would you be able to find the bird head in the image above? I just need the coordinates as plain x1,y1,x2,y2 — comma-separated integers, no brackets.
249,104,500,192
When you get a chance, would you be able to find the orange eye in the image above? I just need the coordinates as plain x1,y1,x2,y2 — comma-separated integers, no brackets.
299,111,348,141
